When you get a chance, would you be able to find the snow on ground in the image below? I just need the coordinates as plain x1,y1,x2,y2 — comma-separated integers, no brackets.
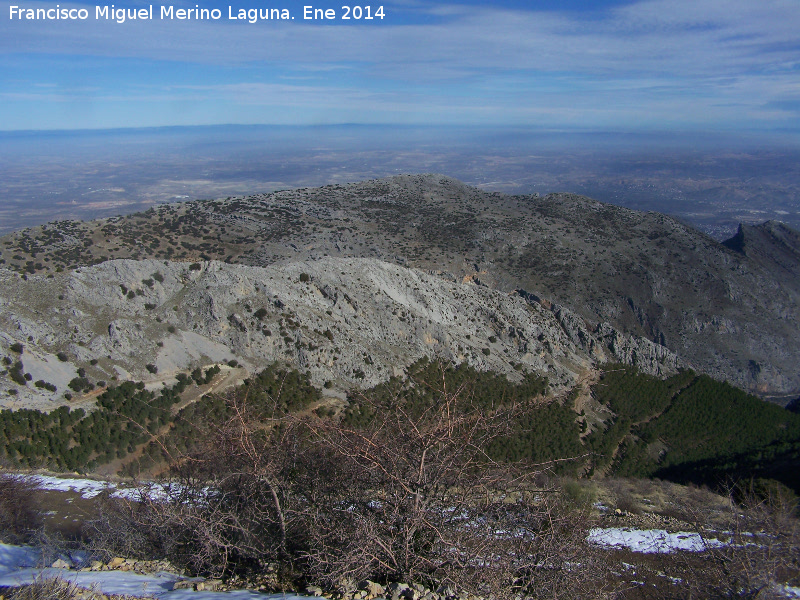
18,474,176,501
20,474,112,498
0,544,39,576
0,543,312,599
588,527,726,553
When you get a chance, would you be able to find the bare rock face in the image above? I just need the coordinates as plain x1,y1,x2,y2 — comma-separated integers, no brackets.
594,322,682,377
2,174,797,397
0,257,679,408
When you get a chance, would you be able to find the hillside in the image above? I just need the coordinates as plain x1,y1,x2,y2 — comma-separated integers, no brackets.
0,257,677,409
0,174,798,397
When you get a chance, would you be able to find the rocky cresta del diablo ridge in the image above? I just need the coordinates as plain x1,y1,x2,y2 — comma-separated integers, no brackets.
0,173,797,407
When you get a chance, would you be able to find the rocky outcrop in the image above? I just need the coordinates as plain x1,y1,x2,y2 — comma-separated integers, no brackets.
1,174,797,396
0,257,680,408
517,292,682,377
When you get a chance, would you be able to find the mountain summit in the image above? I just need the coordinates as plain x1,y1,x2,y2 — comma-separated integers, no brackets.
1,174,798,397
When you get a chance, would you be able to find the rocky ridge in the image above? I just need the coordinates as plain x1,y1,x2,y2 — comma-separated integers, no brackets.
0,174,797,396
0,257,678,409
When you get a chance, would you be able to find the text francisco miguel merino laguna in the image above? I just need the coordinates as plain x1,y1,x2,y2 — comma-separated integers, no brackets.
9,4,387,22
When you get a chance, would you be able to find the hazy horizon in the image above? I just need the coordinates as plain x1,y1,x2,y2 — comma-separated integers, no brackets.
1,124,798,240
2,0,798,237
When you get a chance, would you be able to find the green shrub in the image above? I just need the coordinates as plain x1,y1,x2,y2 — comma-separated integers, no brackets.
34,380,57,392
68,377,91,392
9,362,27,386
561,478,596,507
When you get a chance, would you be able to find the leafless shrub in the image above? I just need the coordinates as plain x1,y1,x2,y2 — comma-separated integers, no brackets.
88,394,307,581
298,370,614,598
614,493,641,516
652,485,800,599
300,385,523,591
560,477,598,508
87,365,617,597
85,486,182,565
713,489,798,597
0,473,42,543
4,575,80,600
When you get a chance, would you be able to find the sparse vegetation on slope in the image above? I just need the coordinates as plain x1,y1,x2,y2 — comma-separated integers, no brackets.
1,174,798,395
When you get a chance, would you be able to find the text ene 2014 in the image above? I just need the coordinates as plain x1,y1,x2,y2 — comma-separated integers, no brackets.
304,6,385,20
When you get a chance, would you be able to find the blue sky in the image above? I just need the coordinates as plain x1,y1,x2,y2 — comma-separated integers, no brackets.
0,0,798,132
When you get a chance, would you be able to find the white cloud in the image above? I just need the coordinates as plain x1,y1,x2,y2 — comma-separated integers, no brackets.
1,0,796,76
0,0,798,129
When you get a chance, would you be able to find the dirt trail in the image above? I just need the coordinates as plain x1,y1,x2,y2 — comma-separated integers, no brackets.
92,366,247,477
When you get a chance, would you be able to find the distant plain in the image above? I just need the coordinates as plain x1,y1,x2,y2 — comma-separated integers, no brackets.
1,125,799,239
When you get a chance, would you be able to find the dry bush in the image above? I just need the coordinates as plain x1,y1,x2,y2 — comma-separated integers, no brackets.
613,494,641,516
88,395,307,581
86,485,186,565
299,378,521,589
560,477,598,508
299,371,615,598
704,489,799,598
4,575,81,600
0,473,42,543
87,367,618,598
646,486,800,599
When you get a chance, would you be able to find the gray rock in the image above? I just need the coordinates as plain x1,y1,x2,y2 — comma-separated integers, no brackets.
358,581,385,598
196,579,223,591
171,580,197,590
2,257,650,409
3,175,799,397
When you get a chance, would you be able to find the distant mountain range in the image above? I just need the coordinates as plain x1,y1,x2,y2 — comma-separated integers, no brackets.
1,174,798,405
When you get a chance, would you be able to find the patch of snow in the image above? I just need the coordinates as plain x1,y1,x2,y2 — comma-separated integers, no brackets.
587,527,725,553
22,475,112,499
109,482,188,503
19,474,184,503
0,544,40,576
0,543,314,599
